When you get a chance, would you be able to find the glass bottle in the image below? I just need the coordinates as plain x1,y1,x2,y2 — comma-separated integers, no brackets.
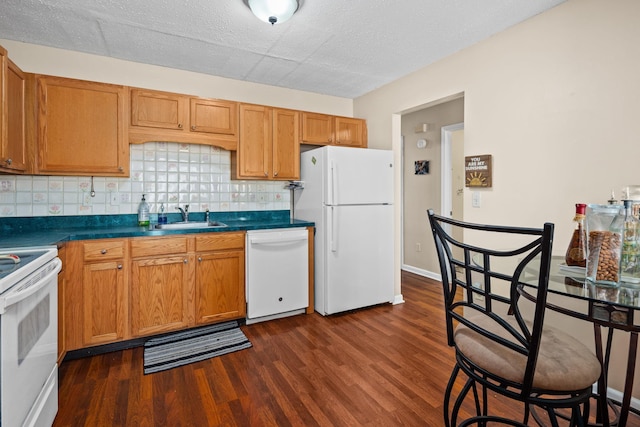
619,199,640,284
137,194,150,226
565,203,587,267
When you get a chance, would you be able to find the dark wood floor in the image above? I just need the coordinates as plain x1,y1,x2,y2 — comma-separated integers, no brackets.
53,272,638,426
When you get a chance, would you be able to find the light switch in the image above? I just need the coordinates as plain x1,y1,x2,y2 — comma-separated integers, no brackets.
472,191,481,208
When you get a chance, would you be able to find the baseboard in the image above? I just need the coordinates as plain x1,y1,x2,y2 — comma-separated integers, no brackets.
601,385,640,413
402,264,441,281
392,294,405,305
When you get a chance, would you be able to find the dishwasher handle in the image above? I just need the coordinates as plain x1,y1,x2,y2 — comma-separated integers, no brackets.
248,231,308,245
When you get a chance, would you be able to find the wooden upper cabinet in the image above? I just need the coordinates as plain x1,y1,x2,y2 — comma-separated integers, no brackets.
334,116,367,148
35,75,129,176
0,47,28,174
301,112,333,145
272,108,300,179
301,112,367,148
190,98,237,135
130,89,187,131
234,104,271,179
129,88,238,151
232,104,299,180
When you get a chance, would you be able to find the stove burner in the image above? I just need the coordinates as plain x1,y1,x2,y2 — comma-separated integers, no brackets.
0,251,48,282
0,254,21,264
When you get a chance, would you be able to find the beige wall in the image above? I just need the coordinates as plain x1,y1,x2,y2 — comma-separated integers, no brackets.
401,98,463,273
355,0,640,399
0,39,353,116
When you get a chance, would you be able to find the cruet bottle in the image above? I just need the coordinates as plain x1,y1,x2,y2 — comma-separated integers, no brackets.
565,203,587,267
619,199,640,284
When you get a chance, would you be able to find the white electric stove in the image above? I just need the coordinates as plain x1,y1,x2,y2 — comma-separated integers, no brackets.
0,246,61,427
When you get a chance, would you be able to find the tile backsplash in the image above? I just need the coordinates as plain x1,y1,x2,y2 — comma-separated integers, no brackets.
0,142,291,217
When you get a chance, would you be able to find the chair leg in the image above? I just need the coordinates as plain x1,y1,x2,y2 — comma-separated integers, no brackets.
452,377,475,427
443,364,460,427
546,405,561,427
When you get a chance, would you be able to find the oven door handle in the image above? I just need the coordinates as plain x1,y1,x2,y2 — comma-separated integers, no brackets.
0,258,61,313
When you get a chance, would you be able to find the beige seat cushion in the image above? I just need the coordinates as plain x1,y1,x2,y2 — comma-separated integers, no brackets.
454,316,601,392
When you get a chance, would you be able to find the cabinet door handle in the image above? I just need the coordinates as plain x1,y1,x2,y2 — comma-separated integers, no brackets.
198,257,202,262
101,249,107,254
264,172,268,177
274,171,278,177
118,166,124,172
4,158,12,166
191,125,196,130
117,264,123,270
184,258,188,264
178,123,183,129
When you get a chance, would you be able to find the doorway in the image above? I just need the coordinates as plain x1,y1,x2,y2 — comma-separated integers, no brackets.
400,96,464,277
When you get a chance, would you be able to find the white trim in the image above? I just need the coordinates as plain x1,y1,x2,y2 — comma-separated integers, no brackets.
400,134,405,278
440,123,464,219
392,294,405,305
602,386,640,413
402,264,441,281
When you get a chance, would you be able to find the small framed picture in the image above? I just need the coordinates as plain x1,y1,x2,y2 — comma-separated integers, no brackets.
415,160,429,175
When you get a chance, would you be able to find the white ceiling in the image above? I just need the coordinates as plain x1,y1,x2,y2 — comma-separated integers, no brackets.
0,0,565,99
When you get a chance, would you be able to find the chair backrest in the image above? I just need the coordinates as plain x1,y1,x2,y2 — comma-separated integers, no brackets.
427,209,554,394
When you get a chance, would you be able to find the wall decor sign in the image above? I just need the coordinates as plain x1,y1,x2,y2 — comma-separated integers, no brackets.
415,160,429,175
465,154,492,187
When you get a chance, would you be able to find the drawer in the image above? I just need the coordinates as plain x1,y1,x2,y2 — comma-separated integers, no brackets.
130,236,189,258
195,232,245,252
83,240,126,261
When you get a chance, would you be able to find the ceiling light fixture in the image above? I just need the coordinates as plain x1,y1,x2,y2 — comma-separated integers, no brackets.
246,0,299,25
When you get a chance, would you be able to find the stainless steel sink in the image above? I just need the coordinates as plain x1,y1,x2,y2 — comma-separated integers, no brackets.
154,221,227,230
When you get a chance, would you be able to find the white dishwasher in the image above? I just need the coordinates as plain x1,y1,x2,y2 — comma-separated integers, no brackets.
246,228,309,324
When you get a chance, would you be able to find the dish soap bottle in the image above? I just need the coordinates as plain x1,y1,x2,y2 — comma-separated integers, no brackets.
158,202,167,224
565,203,587,267
138,194,150,226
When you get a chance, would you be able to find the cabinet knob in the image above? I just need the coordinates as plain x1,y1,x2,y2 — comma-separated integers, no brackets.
178,123,183,129
328,137,332,143
198,256,202,262
191,125,196,131
274,171,278,177
101,249,107,254
118,166,124,172
184,258,188,264
264,172,268,177
117,264,123,270
4,158,12,166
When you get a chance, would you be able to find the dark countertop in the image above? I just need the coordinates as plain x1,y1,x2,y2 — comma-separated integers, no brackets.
0,210,314,249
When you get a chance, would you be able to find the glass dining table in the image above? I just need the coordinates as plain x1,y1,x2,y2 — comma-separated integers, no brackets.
517,255,640,427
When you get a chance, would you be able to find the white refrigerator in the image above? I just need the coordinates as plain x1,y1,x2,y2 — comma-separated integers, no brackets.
294,146,394,315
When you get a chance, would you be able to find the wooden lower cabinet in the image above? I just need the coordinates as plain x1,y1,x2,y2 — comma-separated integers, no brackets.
129,236,191,337
130,254,193,337
63,238,129,351
194,232,245,324
60,232,249,353
82,259,127,345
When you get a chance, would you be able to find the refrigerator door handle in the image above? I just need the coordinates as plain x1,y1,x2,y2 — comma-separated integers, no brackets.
330,206,337,252
330,160,336,206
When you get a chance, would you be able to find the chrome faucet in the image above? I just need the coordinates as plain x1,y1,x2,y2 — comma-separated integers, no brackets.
176,204,189,222
205,209,210,223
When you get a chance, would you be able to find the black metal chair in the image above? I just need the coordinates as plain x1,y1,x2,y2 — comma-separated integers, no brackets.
427,210,601,427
